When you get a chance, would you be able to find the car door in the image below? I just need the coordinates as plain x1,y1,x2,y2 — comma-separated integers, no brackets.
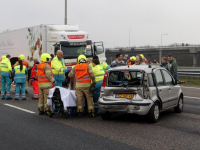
161,69,179,107
154,69,169,109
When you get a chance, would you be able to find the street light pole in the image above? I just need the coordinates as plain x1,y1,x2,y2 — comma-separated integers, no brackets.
129,27,132,48
159,33,168,64
64,0,67,25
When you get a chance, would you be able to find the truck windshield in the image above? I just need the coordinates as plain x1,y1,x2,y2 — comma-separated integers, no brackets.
108,70,142,87
61,45,93,59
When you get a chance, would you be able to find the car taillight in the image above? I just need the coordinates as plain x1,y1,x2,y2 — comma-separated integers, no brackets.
102,71,108,88
99,71,108,98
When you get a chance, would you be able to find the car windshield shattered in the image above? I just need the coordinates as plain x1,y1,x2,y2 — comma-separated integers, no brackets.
108,70,142,87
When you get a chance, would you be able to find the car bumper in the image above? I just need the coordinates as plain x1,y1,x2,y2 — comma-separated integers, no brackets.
98,98,153,115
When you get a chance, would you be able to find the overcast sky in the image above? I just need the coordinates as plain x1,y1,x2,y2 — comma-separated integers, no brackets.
1,0,200,48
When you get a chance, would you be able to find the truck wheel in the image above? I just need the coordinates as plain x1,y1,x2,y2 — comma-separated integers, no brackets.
101,112,112,120
174,96,183,113
147,102,160,123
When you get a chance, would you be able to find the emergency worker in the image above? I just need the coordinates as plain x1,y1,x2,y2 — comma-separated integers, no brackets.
14,54,32,93
68,54,96,117
87,58,93,68
130,56,136,65
0,55,6,93
1,55,13,100
140,54,147,64
30,58,39,100
51,50,71,87
92,56,105,114
37,53,55,115
13,60,28,100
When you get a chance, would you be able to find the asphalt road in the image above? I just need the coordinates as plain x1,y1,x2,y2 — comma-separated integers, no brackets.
0,86,200,150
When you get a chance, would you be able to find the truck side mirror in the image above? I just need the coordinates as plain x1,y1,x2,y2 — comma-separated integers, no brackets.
94,45,97,56
53,43,60,54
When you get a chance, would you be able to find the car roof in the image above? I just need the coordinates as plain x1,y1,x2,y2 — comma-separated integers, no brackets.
109,64,162,73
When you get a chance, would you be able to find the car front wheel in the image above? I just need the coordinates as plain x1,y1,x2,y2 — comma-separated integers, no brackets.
147,102,160,123
174,96,183,113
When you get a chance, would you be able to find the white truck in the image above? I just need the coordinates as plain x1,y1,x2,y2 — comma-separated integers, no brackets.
0,24,106,67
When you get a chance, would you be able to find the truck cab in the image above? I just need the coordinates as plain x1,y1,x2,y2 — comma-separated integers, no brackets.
46,25,106,68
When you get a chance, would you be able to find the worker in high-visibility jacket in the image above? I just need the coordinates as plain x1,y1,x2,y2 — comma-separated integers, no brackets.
130,56,136,65
140,54,147,64
37,53,55,115
92,56,105,114
1,55,13,100
14,54,32,93
13,60,28,100
68,54,96,117
0,55,6,93
51,50,71,87
30,58,39,100
100,61,110,72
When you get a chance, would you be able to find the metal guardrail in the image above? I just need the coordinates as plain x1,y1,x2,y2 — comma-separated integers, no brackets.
178,69,200,77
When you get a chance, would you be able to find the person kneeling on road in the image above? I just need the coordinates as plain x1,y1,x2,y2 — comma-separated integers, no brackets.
92,56,105,114
37,53,55,115
13,60,28,100
68,54,96,117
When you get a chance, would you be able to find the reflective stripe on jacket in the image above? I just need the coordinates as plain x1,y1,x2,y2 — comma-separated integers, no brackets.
31,63,39,79
37,63,54,88
0,58,12,76
13,65,27,83
51,56,66,82
75,63,91,84
92,65,105,83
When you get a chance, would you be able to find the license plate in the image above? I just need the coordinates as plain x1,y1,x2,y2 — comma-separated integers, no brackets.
115,94,134,99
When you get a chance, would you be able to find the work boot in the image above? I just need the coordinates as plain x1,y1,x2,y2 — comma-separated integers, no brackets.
6,97,13,100
89,111,96,118
45,111,51,115
39,111,45,115
1,97,5,100
32,97,38,100
22,98,26,100
26,91,28,94
77,112,83,117
14,98,19,100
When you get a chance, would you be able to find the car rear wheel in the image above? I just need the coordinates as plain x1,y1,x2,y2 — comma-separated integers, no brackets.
101,112,112,120
174,96,183,113
147,102,160,123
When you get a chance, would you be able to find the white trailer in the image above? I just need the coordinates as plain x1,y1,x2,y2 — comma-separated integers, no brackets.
0,24,106,67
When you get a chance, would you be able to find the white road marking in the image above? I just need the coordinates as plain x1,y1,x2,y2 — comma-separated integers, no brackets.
4,104,36,114
184,96,200,100
181,86,200,90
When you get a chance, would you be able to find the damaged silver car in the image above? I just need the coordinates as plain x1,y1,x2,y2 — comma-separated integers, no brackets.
98,65,183,123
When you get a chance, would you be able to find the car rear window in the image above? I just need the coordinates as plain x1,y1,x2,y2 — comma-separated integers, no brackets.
108,70,142,87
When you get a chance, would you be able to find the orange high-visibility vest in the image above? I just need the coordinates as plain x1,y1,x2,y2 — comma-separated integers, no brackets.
75,63,91,83
37,63,53,84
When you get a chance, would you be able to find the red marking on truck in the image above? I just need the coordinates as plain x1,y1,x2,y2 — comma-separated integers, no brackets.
65,62,77,67
67,35,85,39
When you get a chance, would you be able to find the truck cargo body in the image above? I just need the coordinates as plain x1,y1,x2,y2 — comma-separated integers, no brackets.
0,24,106,66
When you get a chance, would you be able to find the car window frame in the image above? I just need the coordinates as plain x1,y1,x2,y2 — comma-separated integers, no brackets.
154,69,165,86
160,69,175,85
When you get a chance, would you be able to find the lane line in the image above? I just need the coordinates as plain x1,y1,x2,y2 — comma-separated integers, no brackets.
184,96,200,100
4,104,36,114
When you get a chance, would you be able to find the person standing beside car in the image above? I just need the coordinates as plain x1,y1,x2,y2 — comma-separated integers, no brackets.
168,54,178,83
161,57,170,71
110,53,126,68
